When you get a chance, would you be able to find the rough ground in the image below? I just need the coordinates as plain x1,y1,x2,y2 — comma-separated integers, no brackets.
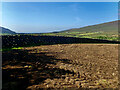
2,44,118,89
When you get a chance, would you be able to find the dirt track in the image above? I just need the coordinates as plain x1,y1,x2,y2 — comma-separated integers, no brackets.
2,44,118,89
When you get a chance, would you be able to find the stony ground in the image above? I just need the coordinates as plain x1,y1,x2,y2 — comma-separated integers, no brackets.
2,44,118,89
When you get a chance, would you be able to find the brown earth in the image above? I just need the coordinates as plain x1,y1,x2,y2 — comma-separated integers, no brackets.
2,44,118,89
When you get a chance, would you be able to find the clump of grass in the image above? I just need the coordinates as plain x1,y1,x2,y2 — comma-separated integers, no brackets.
12,47,23,50
1,47,23,51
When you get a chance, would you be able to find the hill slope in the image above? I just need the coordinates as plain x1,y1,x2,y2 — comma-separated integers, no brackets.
61,20,118,33
0,26,16,35
42,20,118,41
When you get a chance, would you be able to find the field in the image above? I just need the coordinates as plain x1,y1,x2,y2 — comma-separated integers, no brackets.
41,31,119,41
2,43,118,89
1,3,119,89
2,35,119,49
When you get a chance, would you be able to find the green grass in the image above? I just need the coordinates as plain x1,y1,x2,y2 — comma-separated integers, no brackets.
12,47,23,50
0,47,23,51
40,31,119,41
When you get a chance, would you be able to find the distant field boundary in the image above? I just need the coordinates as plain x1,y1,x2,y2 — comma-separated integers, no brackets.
2,35,120,48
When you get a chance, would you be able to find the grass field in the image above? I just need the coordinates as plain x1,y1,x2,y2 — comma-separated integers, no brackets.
41,31,119,41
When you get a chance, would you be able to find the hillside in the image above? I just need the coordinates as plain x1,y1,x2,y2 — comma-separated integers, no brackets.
42,20,119,41
0,26,16,35
61,20,118,33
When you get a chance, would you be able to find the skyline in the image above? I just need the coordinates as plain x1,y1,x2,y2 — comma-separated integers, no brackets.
2,2,118,33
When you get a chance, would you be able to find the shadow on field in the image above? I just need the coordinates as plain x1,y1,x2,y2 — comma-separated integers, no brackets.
2,49,74,90
2,35,120,48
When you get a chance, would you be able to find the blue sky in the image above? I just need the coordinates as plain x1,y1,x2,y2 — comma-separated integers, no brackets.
2,2,118,33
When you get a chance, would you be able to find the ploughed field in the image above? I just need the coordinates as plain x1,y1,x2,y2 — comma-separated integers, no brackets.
2,35,119,48
2,44,118,89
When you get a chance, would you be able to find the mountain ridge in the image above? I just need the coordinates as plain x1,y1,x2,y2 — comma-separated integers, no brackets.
0,26,16,34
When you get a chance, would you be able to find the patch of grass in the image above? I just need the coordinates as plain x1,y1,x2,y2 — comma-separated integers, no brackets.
12,47,23,50
1,47,23,51
41,31,119,41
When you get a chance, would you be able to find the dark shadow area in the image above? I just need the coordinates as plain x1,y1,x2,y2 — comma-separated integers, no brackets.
2,35,120,48
2,49,74,90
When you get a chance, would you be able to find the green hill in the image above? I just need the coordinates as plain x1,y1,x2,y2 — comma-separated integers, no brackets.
42,20,119,41
61,20,118,33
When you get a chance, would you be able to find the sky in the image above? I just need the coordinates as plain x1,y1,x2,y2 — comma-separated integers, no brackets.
1,2,118,33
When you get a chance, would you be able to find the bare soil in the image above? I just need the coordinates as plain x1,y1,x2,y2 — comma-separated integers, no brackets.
2,44,118,89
